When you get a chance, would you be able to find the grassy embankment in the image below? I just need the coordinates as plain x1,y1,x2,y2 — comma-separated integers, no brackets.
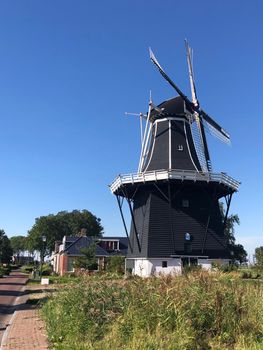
41,271,263,350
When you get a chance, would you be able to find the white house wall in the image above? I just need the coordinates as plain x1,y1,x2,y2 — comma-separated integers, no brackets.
132,257,231,277
133,258,181,277
198,259,211,270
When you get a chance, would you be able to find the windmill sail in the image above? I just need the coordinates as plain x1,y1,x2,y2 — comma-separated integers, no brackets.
185,39,198,107
149,47,231,148
190,117,209,172
185,40,211,172
149,48,192,109
200,109,230,144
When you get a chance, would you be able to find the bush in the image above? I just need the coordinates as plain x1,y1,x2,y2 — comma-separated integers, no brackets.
74,244,98,271
21,265,35,273
10,264,20,269
0,267,4,278
42,271,263,349
212,262,238,273
2,266,11,275
106,256,125,274
0,265,12,276
48,274,79,284
41,263,52,276
241,270,261,279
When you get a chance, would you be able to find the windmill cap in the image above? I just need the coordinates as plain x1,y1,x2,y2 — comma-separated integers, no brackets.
150,96,190,122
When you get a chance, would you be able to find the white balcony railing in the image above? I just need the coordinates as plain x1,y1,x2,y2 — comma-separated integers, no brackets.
110,169,240,194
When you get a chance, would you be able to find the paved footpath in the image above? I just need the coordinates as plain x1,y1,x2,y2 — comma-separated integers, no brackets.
0,272,49,350
0,271,29,342
1,309,49,350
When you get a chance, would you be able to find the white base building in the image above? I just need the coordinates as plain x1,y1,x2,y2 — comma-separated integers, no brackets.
127,257,230,277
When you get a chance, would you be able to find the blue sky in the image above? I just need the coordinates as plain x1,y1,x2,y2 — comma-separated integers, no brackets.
0,1,262,259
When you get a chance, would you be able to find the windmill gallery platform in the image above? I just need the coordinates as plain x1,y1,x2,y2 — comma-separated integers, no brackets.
110,42,240,277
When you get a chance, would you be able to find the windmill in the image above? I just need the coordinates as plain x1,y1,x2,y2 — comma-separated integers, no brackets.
110,41,240,276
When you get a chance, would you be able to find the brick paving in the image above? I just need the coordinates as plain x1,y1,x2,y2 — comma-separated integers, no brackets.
1,309,49,350
0,272,29,343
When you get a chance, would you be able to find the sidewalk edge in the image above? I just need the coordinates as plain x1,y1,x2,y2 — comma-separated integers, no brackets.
0,311,17,350
0,276,29,349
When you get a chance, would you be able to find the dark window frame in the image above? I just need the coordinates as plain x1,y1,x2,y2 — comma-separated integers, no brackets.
162,261,168,268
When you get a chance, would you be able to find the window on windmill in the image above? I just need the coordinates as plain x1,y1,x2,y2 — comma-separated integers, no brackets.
162,261,168,268
185,232,191,241
177,144,183,151
182,199,189,207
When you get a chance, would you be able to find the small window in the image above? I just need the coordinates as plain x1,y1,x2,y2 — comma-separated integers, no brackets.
162,261,168,268
182,199,189,207
177,145,183,151
185,232,191,241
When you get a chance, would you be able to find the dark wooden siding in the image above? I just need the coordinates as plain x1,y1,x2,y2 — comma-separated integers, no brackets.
145,121,169,171
170,120,199,170
144,119,202,172
128,190,151,257
128,183,229,259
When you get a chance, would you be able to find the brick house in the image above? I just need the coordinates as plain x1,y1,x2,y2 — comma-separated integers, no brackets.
52,234,128,276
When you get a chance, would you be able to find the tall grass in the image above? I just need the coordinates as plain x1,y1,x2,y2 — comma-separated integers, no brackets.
42,271,263,349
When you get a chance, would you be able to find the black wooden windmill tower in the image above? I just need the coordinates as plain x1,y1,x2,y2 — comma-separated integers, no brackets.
110,41,240,276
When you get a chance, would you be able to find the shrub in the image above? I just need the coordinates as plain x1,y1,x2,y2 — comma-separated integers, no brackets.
74,244,98,271
0,267,4,278
0,265,12,276
241,270,261,279
106,256,125,274
2,266,11,275
41,263,52,276
21,265,35,273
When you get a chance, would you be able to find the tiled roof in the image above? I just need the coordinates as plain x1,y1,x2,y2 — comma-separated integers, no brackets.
63,236,109,257
60,235,129,257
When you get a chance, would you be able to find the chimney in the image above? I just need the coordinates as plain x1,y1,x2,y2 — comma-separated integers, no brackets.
80,228,87,237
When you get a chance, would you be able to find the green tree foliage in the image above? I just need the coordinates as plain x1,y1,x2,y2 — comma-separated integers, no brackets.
255,247,263,267
27,210,103,256
220,204,247,264
74,243,98,271
10,236,27,260
0,229,13,264
230,244,247,265
224,213,240,245
106,256,125,274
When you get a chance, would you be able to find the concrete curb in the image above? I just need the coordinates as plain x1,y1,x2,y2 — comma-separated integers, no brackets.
0,312,17,350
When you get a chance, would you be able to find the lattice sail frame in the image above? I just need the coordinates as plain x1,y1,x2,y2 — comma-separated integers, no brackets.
189,114,210,172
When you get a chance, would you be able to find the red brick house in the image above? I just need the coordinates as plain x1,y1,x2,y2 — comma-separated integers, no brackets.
52,235,128,276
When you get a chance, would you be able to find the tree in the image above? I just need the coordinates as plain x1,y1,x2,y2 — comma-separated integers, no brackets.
27,209,103,256
106,256,125,274
10,236,27,263
255,247,263,267
220,204,247,264
74,243,98,271
224,213,240,245
230,244,247,265
0,230,13,264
